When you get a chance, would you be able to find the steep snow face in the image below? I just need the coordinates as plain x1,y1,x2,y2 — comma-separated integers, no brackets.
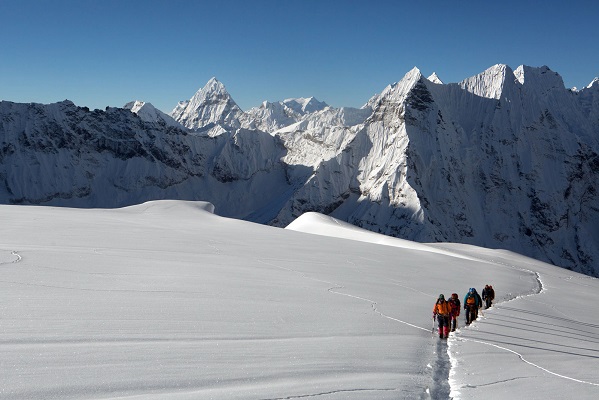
514,65,565,90
459,64,515,100
365,67,424,111
170,77,244,131
124,100,183,128
395,65,599,276
273,68,428,238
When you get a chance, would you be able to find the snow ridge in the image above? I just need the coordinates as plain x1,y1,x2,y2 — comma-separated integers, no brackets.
427,72,443,84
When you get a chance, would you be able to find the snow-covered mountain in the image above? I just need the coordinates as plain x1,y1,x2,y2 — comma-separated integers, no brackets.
124,100,183,128
427,72,443,84
240,97,329,132
271,65,599,277
0,100,289,219
1,65,598,277
170,77,244,132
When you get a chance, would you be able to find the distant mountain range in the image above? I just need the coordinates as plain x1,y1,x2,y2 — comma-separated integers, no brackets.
1,65,598,276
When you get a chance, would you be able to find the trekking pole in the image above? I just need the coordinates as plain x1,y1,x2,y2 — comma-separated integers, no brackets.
432,315,436,336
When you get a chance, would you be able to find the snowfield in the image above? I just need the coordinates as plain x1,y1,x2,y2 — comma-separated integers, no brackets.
1,201,598,399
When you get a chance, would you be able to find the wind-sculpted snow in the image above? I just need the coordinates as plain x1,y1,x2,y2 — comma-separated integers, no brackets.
124,199,216,215
286,212,478,261
1,64,599,277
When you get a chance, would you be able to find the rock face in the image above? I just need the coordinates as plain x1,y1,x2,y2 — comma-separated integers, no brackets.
1,65,598,276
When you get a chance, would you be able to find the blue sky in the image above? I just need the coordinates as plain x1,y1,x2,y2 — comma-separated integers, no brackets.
1,0,597,113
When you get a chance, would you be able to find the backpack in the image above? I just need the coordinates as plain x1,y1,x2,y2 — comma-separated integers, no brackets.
451,296,460,308
448,298,459,313
466,294,476,306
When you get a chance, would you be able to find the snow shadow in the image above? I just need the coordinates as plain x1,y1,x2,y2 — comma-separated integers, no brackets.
497,306,599,329
430,339,451,399
460,331,599,360
482,317,599,344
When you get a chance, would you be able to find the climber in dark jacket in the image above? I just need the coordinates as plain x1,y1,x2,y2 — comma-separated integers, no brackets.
482,285,495,309
463,288,480,325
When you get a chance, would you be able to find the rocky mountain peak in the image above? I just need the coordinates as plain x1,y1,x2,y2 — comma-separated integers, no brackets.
170,77,243,131
365,67,424,110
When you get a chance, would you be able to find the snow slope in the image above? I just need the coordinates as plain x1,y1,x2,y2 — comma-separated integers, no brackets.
1,201,597,399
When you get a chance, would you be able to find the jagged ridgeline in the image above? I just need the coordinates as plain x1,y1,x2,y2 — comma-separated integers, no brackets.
1,65,598,276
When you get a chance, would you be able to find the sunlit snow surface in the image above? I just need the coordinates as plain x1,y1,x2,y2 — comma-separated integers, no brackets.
1,201,597,399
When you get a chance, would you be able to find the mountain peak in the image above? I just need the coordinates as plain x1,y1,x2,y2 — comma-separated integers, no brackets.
204,77,225,91
587,77,599,89
427,72,443,84
363,66,429,119
514,65,565,91
282,97,328,114
124,100,150,113
406,66,423,80
459,64,515,99
124,100,182,128
377,67,424,100
170,78,242,130
195,77,229,100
